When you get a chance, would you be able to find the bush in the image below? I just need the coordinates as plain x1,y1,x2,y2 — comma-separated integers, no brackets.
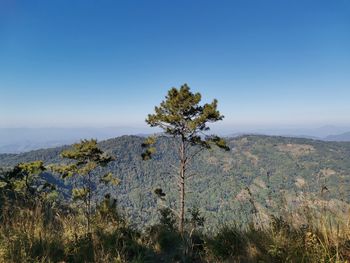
207,225,246,261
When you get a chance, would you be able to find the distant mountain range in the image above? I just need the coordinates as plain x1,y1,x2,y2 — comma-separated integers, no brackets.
0,126,350,153
324,132,350,142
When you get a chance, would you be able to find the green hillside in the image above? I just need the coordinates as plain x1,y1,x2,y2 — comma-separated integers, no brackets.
1,134,349,229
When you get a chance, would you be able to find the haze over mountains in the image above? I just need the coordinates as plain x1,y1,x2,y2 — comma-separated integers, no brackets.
0,127,148,153
1,125,350,153
325,132,350,142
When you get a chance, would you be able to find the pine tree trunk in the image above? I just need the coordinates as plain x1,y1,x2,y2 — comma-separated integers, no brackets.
87,172,92,235
179,137,186,233
179,165,185,233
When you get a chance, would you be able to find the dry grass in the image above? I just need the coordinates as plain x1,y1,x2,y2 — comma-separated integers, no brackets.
277,143,315,157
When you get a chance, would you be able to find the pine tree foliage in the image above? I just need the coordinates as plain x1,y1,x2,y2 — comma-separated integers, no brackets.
145,84,229,150
0,161,56,201
51,139,116,233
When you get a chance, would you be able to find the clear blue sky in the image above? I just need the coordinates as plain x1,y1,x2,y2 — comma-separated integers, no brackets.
1,0,349,131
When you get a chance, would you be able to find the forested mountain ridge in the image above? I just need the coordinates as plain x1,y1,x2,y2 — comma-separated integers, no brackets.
1,134,349,229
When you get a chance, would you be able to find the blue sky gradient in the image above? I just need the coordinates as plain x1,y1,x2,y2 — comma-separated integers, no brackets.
1,0,349,131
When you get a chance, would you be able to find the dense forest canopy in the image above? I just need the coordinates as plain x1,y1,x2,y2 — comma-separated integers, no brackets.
1,134,349,229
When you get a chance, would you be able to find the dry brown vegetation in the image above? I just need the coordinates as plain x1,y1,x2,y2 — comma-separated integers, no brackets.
277,143,315,157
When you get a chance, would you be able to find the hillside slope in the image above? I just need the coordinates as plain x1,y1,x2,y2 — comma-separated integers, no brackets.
1,135,349,228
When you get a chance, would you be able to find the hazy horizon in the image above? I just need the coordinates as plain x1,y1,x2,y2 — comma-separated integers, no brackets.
1,124,350,154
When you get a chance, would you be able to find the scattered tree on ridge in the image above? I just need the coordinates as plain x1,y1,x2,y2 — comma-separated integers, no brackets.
51,139,118,234
143,84,229,233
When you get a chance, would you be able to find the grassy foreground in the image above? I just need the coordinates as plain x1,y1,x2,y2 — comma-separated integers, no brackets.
0,196,349,263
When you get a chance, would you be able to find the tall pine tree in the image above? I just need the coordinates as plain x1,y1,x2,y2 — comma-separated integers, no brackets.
143,84,229,233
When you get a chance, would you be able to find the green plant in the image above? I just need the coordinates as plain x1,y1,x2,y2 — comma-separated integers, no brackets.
51,139,117,234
